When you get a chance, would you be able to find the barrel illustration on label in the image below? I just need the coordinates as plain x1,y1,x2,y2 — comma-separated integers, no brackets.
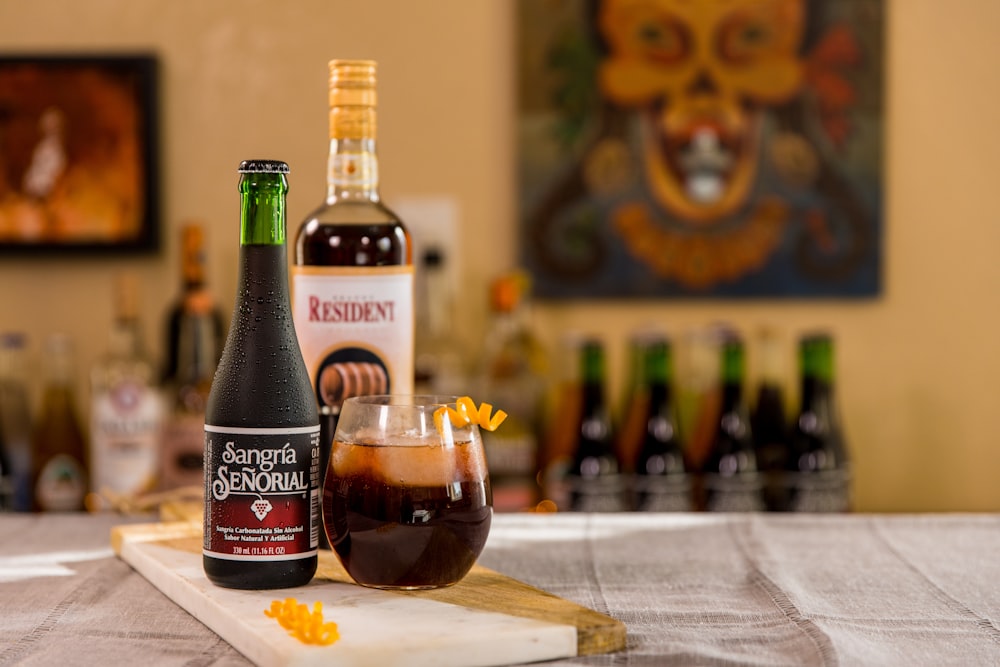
316,348,390,411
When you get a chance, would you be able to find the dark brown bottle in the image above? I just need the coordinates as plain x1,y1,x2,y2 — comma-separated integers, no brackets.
291,61,413,543
203,160,320,590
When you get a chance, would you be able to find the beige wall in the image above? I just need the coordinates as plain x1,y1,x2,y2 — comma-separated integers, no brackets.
0,1,997,512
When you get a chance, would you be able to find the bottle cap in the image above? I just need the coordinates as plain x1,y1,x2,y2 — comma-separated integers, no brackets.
238,159,289,174
329,59,377,107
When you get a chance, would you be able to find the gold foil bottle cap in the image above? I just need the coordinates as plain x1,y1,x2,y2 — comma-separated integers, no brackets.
328,59,376,107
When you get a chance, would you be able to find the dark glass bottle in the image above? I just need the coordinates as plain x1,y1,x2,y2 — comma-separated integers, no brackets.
632,337,691,512
203,160,320,590
751,328,791,511
161,223,226,491
700,333,763,512
786,333,851,512
566,339,626,512
292,61,413,542
31,334,88,512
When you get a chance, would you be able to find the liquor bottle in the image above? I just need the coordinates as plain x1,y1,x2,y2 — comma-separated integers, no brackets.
0,412,10,511
0,333,33,511
31,334,88,512
414,246,466,395
292,60,414,506
786,332,851,512
90,273,165,506
474,270,547,511
615,328,656,478
631,336,692,512
565,338,626,512
161,223,225,490
750,328,791,511
204,160,320,589
699,332,763,512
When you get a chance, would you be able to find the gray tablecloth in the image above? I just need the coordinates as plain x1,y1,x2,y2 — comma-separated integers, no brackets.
1,512,999,666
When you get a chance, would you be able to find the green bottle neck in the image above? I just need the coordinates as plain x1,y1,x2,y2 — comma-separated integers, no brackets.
239,171,288,246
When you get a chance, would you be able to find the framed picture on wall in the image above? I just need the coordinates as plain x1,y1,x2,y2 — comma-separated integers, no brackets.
518,0,884,299
0,53,159,254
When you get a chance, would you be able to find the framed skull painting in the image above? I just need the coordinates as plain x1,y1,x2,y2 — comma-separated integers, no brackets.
518,0,884,298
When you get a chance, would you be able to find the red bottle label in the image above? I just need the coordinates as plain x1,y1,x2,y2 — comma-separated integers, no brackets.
203,425,321,561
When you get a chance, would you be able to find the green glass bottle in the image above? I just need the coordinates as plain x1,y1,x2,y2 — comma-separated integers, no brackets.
632,336,691,511
700,332,763,512
786,333,851,512
203,160,320,590
566,339,626,512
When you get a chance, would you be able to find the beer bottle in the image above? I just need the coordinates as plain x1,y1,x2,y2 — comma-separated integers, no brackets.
632,336,691,512
292,60,414,522
31,334,88,512
161,223,225,490
566,338,626,512
203,160,320,590
786,332,851,512
750,328,791,511
700,332,763,512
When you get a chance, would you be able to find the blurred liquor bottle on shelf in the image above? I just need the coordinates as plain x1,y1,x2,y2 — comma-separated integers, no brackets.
31,334,88,512
630,336,692,512
161,223,225,490
473,270,547,512
90,273,165,507
750,327,791,511
0,333,32,511
699,331,763,512
292,59,414,498
615,327,659,479
538,331,583,511
564,338,626,512
786,332,851,512
414,246,467,396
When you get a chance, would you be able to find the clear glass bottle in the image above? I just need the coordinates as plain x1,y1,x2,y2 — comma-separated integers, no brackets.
161,223,225,490
203,160,320,589
632,336,691,512
565,338,626,512
414,246,467,395
292,60,414,509
31,334,88,512
90,273,164,507
0,333,33,511
474,270,547,512
699,332,763,512
786,332,851,512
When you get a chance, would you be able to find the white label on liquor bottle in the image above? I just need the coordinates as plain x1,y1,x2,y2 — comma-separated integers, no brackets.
291,266,414,413
203,424,320,561
90,380,164,500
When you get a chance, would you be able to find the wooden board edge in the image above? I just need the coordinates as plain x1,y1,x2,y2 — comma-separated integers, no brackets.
113,521,627,658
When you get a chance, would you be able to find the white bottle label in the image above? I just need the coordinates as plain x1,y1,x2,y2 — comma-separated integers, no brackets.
91,379,164,499
291,266,414,412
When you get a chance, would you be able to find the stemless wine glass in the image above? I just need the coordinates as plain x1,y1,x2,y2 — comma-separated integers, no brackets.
322,395,493,589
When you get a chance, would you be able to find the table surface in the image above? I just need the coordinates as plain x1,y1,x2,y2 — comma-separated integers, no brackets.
1,511,999,666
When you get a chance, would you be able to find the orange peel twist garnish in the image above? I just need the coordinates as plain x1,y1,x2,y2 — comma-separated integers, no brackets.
264,598,340,646
434,396,508,433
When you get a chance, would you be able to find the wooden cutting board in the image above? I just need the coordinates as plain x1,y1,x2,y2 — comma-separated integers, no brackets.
112,520,625,667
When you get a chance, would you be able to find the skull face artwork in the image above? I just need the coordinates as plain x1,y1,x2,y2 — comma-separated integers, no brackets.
519,0,882,296
598,0,805,223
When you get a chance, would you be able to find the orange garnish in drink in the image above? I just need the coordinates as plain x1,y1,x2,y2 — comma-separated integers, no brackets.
434,396,508,433
265,598,340,646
